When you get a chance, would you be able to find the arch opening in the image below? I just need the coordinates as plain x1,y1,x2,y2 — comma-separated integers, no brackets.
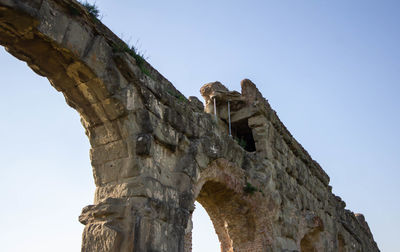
300,230,321,252
191,202,221,252
188,180,257,252
0,47,95,251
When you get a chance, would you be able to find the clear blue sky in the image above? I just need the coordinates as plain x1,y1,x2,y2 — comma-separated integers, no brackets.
0,0,399,251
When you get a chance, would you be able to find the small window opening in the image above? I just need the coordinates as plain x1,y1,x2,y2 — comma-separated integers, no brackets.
231,118,256,152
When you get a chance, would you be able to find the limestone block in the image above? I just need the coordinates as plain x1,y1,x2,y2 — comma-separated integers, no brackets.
116,113,141,139
125,86,144,111
90,102,111,123
152,120,180,151
87,121,121,147
90,140,128,166
248,114,268,128
83,36,113,81
81,223,122,252
37,1,70,44
188,96,204,112
62,20,93,57
92,157,139,186
84,78,114,101
230,106,258,122
79,197,126,225
102,96,126,120
77,82,100,104
275,237,299,251
19,0,45,10
175,152,199,180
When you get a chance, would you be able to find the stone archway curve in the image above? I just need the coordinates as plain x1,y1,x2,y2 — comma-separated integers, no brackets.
189,158,264,252
0,0,126,127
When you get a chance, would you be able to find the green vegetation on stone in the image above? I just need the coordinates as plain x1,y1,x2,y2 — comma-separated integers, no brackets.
166,88,187,103
243,182,258,194
67,5,80,16
69,1,151,78
235,137,247,149
112,41,152,78
81,1,100,19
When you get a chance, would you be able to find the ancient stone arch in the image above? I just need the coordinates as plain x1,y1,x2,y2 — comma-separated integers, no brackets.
0,1,380,251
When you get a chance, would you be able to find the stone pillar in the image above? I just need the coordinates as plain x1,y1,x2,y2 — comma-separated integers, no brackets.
184,214,193,252
78,107,194,251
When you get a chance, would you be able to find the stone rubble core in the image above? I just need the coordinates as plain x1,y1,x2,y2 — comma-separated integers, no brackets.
0,0,379,251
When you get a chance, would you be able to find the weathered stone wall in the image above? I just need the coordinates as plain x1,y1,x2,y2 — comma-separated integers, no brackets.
0,0,379,251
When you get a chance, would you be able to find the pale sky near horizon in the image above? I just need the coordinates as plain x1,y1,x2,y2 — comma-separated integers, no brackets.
0,0,399,251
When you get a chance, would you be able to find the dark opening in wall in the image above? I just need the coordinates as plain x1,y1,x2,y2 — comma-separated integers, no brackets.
231,118,256,152
338,234,345,252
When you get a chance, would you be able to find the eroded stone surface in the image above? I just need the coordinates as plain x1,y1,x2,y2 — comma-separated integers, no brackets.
0,1,379,251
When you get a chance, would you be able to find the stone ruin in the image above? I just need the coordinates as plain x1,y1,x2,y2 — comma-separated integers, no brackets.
0,0,380,251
